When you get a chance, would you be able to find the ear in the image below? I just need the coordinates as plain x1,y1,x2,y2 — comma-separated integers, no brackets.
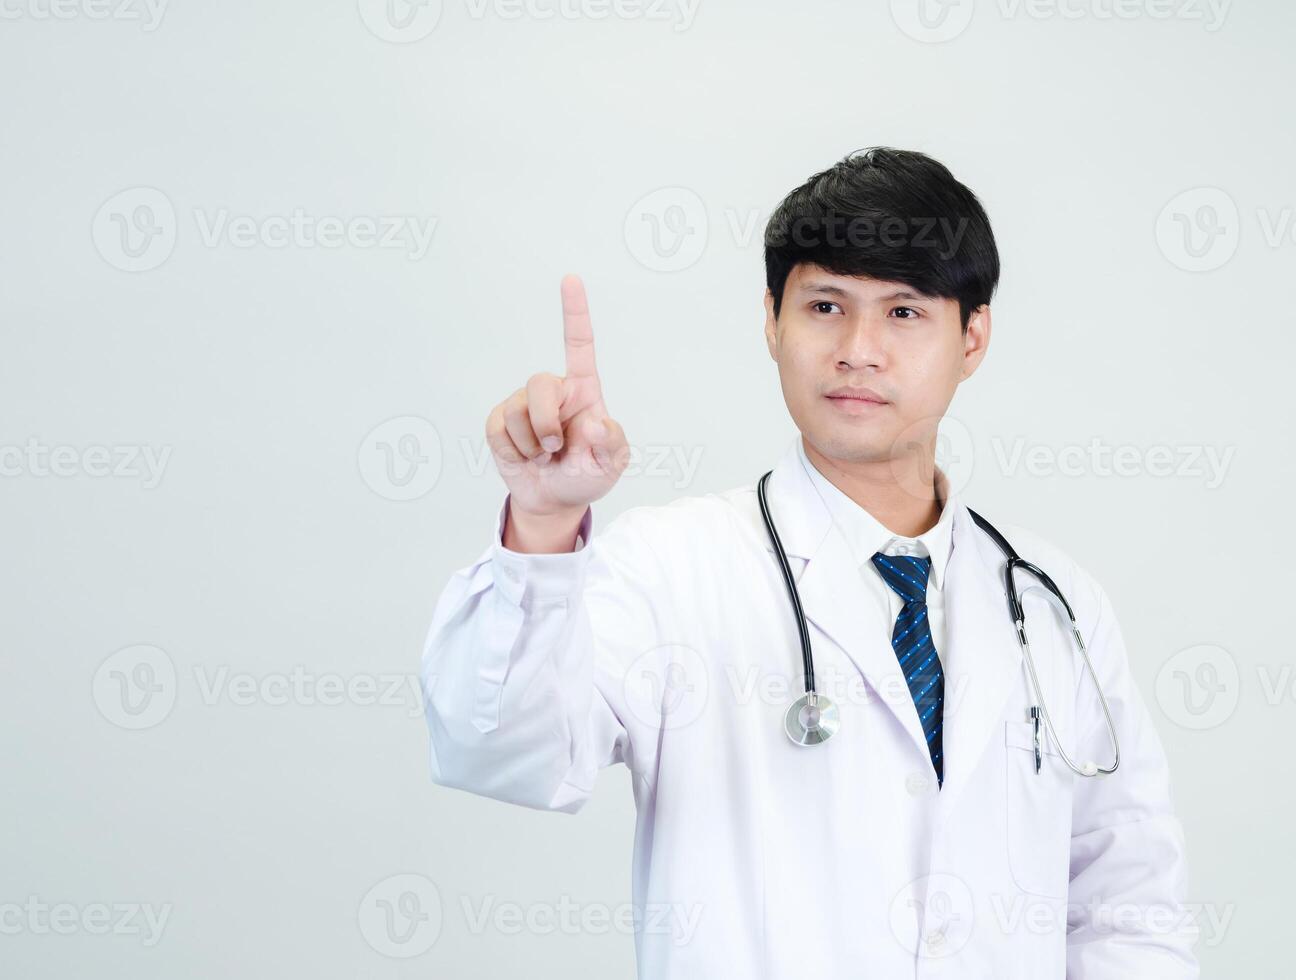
763,289,778,361
959,303,991,380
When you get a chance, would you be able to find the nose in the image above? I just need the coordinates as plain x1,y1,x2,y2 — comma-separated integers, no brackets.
835,313,887,371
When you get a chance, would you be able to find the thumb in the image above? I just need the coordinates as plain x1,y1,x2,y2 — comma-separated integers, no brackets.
582,415,609,444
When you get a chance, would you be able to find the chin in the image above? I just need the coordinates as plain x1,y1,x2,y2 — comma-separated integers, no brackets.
807,426,891,465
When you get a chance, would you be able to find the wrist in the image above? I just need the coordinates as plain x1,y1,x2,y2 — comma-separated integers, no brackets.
504,497,588,553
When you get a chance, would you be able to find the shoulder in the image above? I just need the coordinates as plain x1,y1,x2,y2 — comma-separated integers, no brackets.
591,478,765,560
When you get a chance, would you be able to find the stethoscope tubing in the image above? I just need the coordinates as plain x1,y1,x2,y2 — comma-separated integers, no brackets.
968,508,1121,778
757,468,1121,777
757,471,816,696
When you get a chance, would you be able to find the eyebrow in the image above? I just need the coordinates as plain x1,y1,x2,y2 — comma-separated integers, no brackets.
799,282,931,302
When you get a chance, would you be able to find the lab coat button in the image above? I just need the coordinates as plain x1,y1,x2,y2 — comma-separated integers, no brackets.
905,772,931,796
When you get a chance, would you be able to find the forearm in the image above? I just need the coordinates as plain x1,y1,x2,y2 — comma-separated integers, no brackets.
421,498,609,811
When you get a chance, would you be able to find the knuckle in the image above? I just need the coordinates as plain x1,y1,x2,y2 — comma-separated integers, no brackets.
502,396,527,422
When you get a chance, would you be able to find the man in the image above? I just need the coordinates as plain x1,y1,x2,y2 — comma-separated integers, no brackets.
420,147,1198,977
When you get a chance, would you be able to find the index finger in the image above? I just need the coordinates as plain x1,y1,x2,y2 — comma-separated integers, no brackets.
560,274,600,383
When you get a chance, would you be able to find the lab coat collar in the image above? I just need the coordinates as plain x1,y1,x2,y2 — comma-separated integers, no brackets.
761,434,1023,806
793,435,956,591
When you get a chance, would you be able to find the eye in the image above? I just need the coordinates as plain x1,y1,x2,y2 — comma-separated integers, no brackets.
812,301,843,315
890,306,922,319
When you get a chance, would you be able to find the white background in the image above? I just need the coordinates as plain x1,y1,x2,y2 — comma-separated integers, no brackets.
2,0,1291,975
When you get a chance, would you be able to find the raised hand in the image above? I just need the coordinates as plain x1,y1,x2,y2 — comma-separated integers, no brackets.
485,274,630,532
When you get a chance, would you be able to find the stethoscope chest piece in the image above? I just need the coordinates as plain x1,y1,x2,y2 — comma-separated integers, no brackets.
784,692,840,746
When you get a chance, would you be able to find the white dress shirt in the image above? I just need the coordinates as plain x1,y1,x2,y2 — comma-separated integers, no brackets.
794,435,956,657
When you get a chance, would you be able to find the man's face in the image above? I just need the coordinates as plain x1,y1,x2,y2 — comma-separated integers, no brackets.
764,263,990,471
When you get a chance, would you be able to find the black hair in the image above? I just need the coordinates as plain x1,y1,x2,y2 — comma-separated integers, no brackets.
764,147,1000,330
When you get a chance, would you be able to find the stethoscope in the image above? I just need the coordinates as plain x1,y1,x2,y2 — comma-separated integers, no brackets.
757,470,1121,778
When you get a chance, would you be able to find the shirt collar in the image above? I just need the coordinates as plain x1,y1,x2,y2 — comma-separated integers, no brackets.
794,434,957,591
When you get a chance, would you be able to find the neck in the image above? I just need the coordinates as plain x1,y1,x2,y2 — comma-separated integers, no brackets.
802,436,944,537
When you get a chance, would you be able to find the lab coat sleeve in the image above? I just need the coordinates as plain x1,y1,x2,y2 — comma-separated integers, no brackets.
419,492,673,814
1065,582,1199,979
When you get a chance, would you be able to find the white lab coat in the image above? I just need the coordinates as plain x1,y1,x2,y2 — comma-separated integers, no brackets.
420,435,1198,978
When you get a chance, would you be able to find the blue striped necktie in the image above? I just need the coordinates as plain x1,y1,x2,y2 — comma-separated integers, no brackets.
870,552,945,787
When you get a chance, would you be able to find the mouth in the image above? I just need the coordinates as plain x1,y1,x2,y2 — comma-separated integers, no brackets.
825,387,889,406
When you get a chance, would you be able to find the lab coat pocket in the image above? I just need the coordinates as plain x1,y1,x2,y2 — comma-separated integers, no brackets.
1004,720,1074,899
